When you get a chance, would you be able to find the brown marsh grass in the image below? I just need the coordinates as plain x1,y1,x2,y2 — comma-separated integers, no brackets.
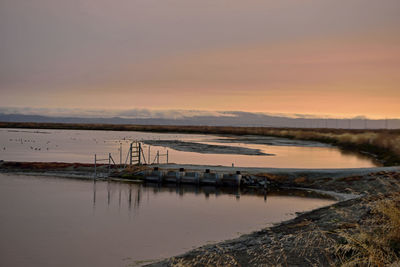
335,191,400,266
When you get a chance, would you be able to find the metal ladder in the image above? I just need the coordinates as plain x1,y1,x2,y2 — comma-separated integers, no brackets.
129,141,141,166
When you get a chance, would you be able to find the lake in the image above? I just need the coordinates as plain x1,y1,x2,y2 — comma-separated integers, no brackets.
0,174,336,267
0,128,378,168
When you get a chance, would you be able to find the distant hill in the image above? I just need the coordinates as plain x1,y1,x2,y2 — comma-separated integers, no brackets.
0,112,399,129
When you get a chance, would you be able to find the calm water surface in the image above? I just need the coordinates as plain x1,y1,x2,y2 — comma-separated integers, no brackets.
0,128,377,168
0,174,335,267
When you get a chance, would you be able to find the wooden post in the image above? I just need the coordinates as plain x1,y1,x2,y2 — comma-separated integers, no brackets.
129,143,132,166
138,143,141,165
148,146,151,165
157,151,159,164
166,150,169,164
140,145,147,164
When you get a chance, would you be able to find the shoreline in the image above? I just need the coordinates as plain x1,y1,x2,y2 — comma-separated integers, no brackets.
1,160,398,187
145,166,400,266
1,122,399,166
1,161,399,265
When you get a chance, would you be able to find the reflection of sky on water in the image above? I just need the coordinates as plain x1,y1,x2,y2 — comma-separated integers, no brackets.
0,174,335,267
0,128,377,168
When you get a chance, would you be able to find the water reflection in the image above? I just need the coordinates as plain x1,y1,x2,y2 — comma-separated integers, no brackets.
92,180,334,211
93,180,96,209
0,128,378,168
0,174,336,267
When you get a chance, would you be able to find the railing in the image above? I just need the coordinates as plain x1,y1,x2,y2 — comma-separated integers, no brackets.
151,150,169,164
94,140,170,178
94,153,116,179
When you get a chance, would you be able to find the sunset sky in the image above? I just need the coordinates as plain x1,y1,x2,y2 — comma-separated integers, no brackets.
1,0,399,119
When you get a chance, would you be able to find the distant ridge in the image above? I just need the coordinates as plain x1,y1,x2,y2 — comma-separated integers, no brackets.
0,112,399,129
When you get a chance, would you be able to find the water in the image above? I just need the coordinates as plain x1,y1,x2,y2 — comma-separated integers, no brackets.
0,128,377,168
0,174,335,267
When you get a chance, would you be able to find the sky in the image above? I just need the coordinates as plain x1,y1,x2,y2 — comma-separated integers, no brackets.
0,0,399,119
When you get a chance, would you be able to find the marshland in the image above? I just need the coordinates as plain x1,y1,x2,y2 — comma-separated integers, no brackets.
1,121,399,165
0,123,399,266
2,0,400,266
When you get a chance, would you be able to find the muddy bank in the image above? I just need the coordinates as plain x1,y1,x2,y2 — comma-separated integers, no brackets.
145,167,400,267
150,164,399,192
142,140,273,156
0,160,398,191
148,197,365,266
0,161,112,179
211,135,330,147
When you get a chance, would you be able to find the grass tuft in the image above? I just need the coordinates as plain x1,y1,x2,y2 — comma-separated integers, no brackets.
335,191,400,266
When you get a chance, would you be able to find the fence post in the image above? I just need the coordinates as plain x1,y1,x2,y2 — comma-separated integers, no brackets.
129,143,132,166
157,151,159,164
148,146,151,165
138,143,141,165
140,145,147,164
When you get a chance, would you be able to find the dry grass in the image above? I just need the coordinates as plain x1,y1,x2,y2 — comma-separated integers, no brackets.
242,128,400,166
287,190,400,267
335,191,400,267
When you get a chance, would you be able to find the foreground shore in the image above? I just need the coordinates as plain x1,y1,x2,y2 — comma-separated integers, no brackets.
147,167,400,266
1,161,399,266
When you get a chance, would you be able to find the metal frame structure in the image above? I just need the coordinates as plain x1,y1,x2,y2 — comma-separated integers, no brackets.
94,140,170,178
94,153,116,179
